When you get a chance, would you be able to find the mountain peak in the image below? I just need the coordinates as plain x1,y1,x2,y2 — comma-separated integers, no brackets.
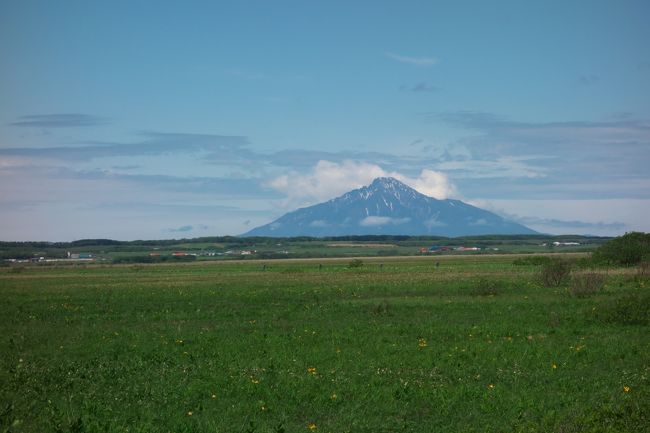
370,177,407,189
243,177,538,237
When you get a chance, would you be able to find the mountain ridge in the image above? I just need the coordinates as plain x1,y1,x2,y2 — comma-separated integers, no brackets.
243,177,537,237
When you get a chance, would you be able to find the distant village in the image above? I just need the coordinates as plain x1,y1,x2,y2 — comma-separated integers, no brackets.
3,240,585,264
149,249,259,257
5,251,98,264
419,240,581,254
420,245,486,253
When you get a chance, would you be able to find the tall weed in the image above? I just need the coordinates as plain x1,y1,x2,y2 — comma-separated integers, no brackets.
568,272,606,298
540,259,571,287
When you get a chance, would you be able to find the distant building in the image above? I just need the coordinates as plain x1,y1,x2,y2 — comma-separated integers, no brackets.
553,242,580,246
454,246,480,251
427,246,451,253
67,252,93,259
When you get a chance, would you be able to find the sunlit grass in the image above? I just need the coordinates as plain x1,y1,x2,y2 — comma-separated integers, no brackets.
0,257,647,432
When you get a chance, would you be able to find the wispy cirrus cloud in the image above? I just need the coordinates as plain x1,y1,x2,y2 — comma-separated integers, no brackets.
168,224,210,233
0,164,277,202
436,111,650,147
435,155,549,179
431,111,650,197
385,52,438,66
578,74,599,86
9,114,109,128
70,169,274,198
169,225,194,233
455,176,650,200
401,82,439,92
0,132,250,161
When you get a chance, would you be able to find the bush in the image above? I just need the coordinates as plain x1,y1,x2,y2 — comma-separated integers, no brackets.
113,255,156,264
592,232,650,266
540,259,571,287
469,278,501,296
377,249,399,256
348,259,364,269
568,272,606,297
513,256,552,266
112,255,197,264
370,301,391,316
596,294,650,326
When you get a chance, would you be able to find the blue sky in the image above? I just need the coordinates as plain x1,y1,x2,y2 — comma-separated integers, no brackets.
1,0,649,240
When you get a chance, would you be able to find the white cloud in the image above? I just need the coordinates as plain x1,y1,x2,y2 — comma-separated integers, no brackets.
408,169,456,198
360,216,410,227
424,219,446,228
309,220,330,227
268,160,456,207
386,52,438,66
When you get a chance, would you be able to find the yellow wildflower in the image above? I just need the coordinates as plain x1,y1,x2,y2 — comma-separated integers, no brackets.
307,367,317,375
623,386,631,393
330,393,337,400
488,384,495,390
552,363,557,369
187,411,193,416
418,338,427,348
307,423,317,430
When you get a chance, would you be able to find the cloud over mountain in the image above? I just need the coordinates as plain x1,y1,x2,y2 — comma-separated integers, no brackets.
268,160,456,207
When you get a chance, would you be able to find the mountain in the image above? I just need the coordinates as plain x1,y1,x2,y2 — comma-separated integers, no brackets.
243,177,538,237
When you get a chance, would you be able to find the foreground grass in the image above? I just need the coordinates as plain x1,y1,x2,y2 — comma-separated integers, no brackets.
0,256,648,432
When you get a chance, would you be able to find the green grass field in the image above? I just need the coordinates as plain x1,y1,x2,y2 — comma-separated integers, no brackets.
1,255,648,432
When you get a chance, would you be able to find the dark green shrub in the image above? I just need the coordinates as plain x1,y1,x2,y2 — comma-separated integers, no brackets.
540,259,571,287
596,294,650,326
592,232,650,266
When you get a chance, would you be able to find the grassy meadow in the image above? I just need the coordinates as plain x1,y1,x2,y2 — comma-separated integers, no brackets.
1,255,648,432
